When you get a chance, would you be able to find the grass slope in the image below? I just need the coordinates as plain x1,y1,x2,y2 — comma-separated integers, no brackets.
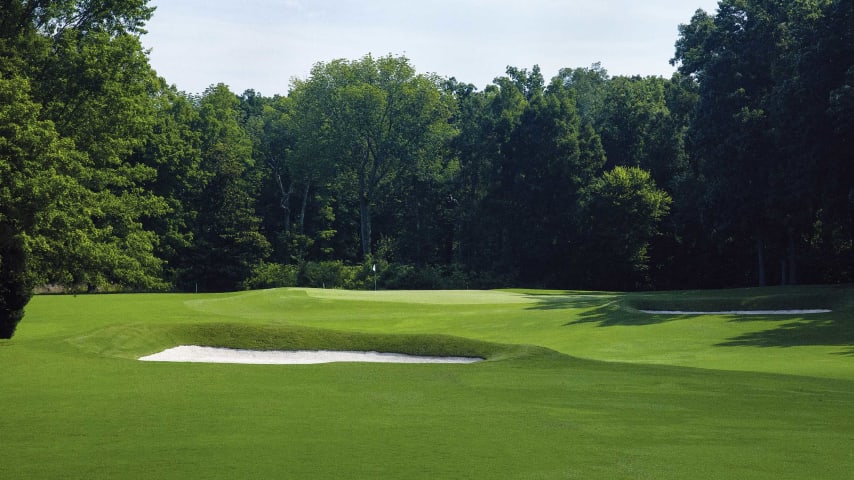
1,285,852,479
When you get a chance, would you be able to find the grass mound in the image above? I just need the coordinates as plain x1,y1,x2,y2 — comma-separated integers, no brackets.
166,322,531,361
68,321,546,363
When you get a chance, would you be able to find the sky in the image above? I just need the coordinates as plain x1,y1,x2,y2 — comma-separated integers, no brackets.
141,0,720,96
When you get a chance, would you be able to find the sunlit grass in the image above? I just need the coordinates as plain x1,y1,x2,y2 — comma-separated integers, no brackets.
2,285,852,479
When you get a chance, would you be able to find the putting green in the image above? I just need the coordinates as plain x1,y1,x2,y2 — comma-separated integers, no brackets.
301,288,539,304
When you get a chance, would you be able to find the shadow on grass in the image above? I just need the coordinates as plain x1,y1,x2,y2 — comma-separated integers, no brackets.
565,304,697,327
523,294,616,311
522,293,706,327
717,315,854,349
522,287,854,350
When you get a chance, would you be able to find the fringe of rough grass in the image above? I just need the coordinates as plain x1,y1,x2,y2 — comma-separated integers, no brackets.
162,323,540,362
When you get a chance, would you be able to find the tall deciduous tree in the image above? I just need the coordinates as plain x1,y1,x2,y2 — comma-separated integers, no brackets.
284,83,342,259
0,0,164,337
0,75,82,337
290,54,454,258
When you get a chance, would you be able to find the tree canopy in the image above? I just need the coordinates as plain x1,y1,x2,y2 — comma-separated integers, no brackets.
1,0,851,338
1,0,165,337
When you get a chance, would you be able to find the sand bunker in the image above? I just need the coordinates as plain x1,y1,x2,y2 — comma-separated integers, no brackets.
139,346,483,365
640,309,831,315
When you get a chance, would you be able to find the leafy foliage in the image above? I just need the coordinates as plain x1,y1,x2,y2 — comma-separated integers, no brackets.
0,0,165,337
581,166,672,289
672,0,853,287
1,0,851,337
290,54,456,258
179,84,271,292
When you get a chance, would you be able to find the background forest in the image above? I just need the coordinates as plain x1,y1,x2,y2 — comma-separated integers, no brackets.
1,0,852,337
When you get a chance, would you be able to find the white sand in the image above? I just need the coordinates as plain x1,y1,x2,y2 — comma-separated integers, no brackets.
640,309,831,315
139,345,483,364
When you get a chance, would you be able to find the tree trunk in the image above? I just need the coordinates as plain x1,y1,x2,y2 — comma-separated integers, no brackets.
269,160,291,232
298,180,310,236
360,196,372,258
756,237,767,287
283,180,293,232
358,161,372,258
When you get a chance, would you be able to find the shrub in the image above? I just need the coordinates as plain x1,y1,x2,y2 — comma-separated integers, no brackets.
377,263,474,290
242,262,299,290
242,260,512,292
301,261,364,289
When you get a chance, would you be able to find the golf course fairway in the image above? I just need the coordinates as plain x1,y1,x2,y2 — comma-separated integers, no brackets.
1,285,852,479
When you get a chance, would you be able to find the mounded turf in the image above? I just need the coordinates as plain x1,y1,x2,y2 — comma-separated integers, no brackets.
2,285,852,479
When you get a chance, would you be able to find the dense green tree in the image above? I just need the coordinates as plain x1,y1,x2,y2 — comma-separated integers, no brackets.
443,79,500,272
181,84,270,291
0,74,81,337
135,81,205,282
285,83,346,259
469,67,607,286
454,71,530,278
673,0,853,286
240,93,293,238
553,65,696,287
382,139,460,267
580,166,672,290
554,63,610,125
1,0,165,337
594,75,689,189
674,1,788,286
1,1,154,42
289,54,454,258
769,0,854,283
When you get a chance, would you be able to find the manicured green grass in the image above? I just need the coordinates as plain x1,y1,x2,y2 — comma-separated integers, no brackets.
2,286,853,479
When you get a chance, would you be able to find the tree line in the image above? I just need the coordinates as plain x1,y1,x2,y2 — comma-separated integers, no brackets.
1,0,852,337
